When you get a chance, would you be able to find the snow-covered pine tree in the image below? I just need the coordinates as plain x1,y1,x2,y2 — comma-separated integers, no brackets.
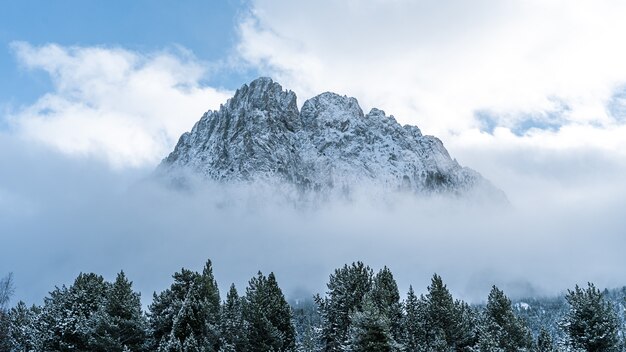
292,297,321,352
219,284,245,352
480,286,532,352
370,266,403,343
243,271,295,352
345,296,400,352
419,274,478,351
149,259,222,352
402,286,423,352
315,262,373,352
0,273,13,352
38,272,109,350
88,271,148,351
199,261,222,351
149,268,197,348
562,283,620,352
8,301,42,351
534,327,555,352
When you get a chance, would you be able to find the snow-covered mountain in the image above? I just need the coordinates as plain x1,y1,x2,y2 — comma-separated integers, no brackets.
159,77,505,201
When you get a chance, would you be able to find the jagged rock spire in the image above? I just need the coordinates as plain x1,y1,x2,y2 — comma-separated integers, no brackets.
160,77,505,201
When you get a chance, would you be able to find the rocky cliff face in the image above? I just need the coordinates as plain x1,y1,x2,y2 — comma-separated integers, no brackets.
160,77,504,201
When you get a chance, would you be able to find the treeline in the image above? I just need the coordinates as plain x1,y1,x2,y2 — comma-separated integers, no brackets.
0,261,624,351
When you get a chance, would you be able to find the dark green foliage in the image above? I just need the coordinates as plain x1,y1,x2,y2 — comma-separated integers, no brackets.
345,297,399,352
0,273,14,352
534,327,555,352
509,295,568,343
8,301,41,352
480,286,533,352
562,283,620,352
243,272,296,352
39,272,109,351
220,284,246,351
149,260,221,351
291,297,321,352
8,272,147,352
7,261,626,352
418,274,478,351
315,262,373,352
370,266,403,342
402,286,423,351
88,271,148,351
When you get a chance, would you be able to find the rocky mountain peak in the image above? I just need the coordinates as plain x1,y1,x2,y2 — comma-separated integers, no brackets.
160,77,506,202
226,77,298,116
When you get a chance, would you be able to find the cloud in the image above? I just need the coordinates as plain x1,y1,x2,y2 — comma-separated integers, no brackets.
5,42,232,168
237,0,626,136
2,136,626,306
235,0,626,214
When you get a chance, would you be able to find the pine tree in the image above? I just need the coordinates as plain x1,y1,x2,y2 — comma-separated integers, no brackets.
370,267,403,342
345,296,399,352
480,286,532,352
315,262,373,352
149,260,222,351
534,327,555,352
562,283,620,352
8,301,41,351
243,271,295,352
292,298,321,352
455,300,479,350
199,260,222,351
88,271,148,351
419,274,478,351
220,284,245,352
402,286,423,352
38,272,109,351
0,273,14,352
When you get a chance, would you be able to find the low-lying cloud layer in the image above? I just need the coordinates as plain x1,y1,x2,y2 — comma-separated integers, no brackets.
1,132,625,306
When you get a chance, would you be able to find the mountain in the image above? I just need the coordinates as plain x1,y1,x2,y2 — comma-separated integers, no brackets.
159,77,505,202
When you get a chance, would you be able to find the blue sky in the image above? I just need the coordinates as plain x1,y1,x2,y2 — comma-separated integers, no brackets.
2,0,626,304
0,0,254,105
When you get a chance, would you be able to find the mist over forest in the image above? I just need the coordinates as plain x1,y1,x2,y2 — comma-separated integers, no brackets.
2,133,626,308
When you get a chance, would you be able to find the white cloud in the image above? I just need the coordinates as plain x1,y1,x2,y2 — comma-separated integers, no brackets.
446,125,626,207
236,0,626,208
237,0,626,136
6,42,232,168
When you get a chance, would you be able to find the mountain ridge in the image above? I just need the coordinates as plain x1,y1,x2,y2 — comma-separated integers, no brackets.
159,77,505,202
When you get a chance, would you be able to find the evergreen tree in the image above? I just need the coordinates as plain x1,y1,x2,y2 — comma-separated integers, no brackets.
370,266,403,342
419,274,478,351
88,271,148,351
8,301,42,351
0,273,14,352
149,260,221,352
562,283,620,352
243,271,295,352
315,262,373,352
480,286,532,352
38,272,109,351
534,327,555,352
455,300,480,350
199,261,222,351
402,286,423,351
220,284,245,352
345,296,399,352
292,298,321,352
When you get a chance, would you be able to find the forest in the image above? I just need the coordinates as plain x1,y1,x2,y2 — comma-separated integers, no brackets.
0,260,624,352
